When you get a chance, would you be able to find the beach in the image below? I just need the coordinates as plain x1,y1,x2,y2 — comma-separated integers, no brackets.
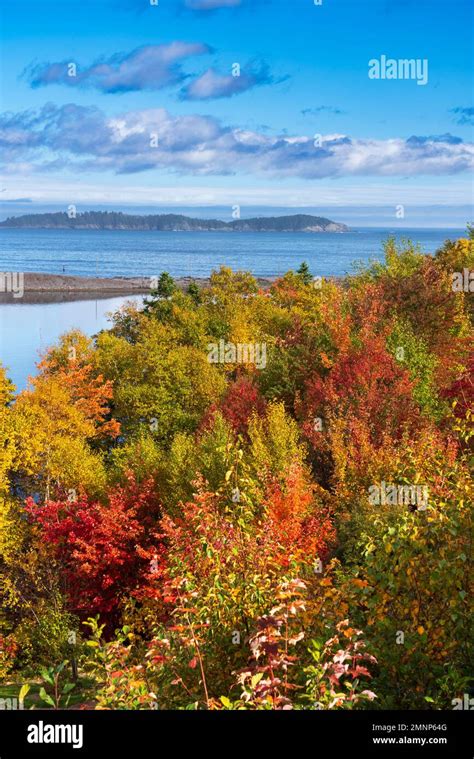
0,272,277,304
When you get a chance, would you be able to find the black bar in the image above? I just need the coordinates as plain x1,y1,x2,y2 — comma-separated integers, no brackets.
0,710,471,758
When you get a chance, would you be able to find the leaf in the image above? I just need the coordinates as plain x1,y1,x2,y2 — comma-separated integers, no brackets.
63,683,76,694
40,669,54,686
251,672,264,689
351,665,371,678
220,696,232,708
361,689,377,700
39,688,55,707
288,632,305,646
18,684,30,704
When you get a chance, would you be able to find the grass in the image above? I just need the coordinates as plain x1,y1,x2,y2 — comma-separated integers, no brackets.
0,676,97,709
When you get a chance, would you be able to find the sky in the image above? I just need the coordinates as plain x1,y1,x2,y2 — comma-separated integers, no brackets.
0,0,473,226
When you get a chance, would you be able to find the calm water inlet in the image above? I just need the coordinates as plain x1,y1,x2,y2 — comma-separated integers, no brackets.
0,295,144,391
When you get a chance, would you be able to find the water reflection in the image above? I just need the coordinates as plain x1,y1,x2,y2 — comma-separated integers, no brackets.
0,295,144,391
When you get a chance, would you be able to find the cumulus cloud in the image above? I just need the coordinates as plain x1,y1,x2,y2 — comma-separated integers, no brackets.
450,107,474,126
1,104,472,179
23,43,212,93
181,61,285,100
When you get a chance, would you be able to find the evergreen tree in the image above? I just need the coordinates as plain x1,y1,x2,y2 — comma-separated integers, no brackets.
297,261,312,285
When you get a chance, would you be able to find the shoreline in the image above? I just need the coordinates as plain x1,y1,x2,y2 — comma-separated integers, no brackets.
0,272,277,304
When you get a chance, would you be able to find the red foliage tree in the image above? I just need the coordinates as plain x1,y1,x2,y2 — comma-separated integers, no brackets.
301,334,418,449
220,376,267,435
200,375,266,437
441,352,474,420
26,475,164,620
263,464,335,568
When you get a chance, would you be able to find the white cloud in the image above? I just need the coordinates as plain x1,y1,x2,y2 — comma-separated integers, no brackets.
25,43,212,93
181,61,281,99
1,104,472,180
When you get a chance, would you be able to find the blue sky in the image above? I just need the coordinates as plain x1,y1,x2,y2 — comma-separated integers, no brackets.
0,0,472,225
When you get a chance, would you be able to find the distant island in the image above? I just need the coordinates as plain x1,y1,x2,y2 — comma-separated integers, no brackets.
0,211,350,233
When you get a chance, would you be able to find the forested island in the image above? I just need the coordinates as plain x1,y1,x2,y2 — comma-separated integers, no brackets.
0,211,350,233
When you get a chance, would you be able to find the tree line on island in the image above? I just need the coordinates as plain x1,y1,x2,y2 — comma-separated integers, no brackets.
0,211,349,233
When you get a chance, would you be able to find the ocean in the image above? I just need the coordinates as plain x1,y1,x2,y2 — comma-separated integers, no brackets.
0,227,462,279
